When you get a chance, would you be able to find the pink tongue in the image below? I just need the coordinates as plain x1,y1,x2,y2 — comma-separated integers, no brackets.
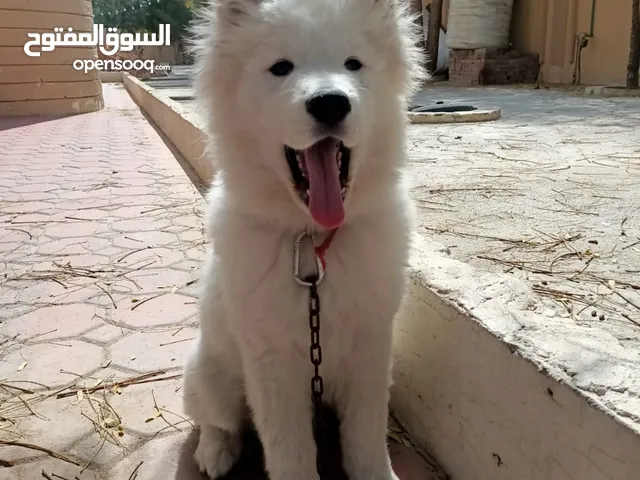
304,138,344,229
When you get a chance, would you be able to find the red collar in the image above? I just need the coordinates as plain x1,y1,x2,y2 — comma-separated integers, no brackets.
314,228,338,270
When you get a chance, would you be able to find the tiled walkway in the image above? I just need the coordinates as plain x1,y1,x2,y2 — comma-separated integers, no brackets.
0,85,441,479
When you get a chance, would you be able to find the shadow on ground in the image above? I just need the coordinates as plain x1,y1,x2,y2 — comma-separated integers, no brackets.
0,115,68,132
165,408,439,479
172,409,349,480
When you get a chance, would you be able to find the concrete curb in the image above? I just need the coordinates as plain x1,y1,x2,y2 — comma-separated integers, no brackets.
100,71,123,83
393,234,640,480
118,78,640,480
122,74,212,184
425,81,640,98
582,86,640,97
408,108,501,124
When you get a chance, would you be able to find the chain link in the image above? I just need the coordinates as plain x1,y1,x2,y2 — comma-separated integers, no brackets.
308,280,325,476
309,281,323,403
295,230,333,477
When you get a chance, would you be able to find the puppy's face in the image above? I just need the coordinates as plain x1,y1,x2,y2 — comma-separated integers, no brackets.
197,0,423,229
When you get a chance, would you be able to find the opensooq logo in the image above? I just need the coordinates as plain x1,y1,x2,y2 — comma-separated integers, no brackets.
23,24,171,57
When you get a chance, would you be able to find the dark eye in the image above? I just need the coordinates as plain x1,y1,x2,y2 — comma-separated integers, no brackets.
344,57,363,71
269,60,294,76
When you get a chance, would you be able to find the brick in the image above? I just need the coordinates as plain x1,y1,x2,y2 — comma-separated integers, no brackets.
449,48,540,85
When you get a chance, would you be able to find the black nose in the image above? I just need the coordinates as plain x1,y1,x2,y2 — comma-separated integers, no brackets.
306,91,351,127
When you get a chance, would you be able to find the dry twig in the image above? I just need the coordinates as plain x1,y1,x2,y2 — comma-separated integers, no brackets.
0,440,80,466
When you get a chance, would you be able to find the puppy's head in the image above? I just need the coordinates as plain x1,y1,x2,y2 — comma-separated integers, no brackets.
193,0,425,229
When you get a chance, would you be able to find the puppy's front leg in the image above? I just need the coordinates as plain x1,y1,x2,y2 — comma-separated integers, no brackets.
339,326,398,480
244,348,319,480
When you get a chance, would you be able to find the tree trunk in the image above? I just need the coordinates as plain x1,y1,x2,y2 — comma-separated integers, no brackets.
426,0,443,74
412,0,427,53
627,0,640,89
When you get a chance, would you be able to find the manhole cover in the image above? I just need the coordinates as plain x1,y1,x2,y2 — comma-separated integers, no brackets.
409,104,478,113
408,100,478,113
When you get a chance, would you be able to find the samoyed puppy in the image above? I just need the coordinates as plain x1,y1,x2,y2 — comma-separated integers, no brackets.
183,0,425,478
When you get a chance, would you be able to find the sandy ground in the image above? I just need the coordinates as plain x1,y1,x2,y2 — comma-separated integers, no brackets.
408,86,640,346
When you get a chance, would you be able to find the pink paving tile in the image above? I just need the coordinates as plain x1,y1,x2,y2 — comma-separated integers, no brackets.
7,213,51,223
0,227,42,243
67,427,146,469
51,208,110,220
5,459,101,480
0,278,96,305
109,327,197,372
111,218,172,232
179,230,205,243
0,396,94,463
116,247,186,268
3,304,105,341
2,201,55,213
81,324,131,344
44,221,100,238
111,293,197,328
121,268,196,293
110,205,155,218
107,378,190,437
173,215,203,228
106,431,193,480
0,340,103,387
111,231,179,249
36,237,111,255
62,253,110,267
4,191,59,201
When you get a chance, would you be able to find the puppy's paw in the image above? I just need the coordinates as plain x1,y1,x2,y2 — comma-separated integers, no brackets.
194,426,241,479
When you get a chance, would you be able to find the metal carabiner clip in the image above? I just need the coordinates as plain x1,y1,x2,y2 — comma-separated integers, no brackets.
293,230,324,287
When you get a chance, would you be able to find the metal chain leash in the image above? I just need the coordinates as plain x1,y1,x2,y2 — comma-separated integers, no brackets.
309,281,323,408
294,229,337,477
308,280,325,475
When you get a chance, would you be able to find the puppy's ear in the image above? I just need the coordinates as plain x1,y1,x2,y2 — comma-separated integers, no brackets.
217,0,261,26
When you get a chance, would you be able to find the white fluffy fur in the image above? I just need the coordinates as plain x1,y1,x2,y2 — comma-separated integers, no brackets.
183,0,426,478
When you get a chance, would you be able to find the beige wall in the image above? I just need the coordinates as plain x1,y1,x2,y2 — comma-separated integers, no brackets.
0,0,104,115
512,0,633,86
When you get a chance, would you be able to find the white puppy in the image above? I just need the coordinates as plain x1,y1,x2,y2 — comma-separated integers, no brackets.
183,0,426,479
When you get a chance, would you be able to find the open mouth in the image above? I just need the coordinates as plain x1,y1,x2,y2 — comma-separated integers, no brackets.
285,138,351,229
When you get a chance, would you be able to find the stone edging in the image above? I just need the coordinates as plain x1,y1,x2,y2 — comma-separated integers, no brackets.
408,108,501,124
122,74,212,184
